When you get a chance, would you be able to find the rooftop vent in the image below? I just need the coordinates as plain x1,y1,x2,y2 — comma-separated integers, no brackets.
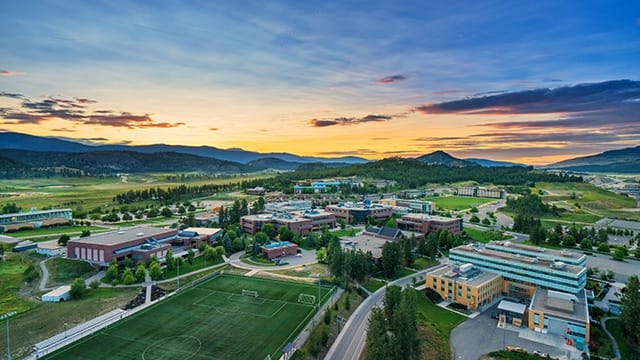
550,261,566,270
117,231,124,235
136,232,144,236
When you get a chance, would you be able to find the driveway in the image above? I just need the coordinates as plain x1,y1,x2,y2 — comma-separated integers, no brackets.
226,248,317,270
451,304,572,360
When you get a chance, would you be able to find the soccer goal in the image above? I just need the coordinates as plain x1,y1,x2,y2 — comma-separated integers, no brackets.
242,289,259,298
297,293,316,305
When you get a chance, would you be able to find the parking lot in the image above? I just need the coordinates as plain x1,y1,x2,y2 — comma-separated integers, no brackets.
450,304,576,360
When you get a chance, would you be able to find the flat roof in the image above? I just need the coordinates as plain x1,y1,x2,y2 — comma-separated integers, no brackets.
183,227,222,236
69,226,172,246
487,241,586,263
530,288,589,324
0,208,72,218
452,244,584,275
340,234,389,259
428,264,502,287
498,300,527,314
43,285,71,297
399,214,460,222
37,243,64,250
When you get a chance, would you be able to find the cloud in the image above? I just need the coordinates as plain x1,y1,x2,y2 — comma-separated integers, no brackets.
415,79,640,115
0,70,24,77
208,127,219,131
375,74,406,84
51,128,77,132
309,114,392,127
0,92,185,129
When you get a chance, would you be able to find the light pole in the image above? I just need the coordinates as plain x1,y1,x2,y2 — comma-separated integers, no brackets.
177,258,180,290
1,311,17,360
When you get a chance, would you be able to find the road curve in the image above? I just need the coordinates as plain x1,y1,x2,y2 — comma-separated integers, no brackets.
324,266,446,360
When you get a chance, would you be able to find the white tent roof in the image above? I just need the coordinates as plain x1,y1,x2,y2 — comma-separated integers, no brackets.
498,300,527,314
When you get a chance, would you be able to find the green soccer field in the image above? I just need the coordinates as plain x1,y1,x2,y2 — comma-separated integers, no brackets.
43,274,332,360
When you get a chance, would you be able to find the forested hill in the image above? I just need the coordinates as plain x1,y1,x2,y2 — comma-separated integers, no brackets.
0,149,252,175
262,158,582,189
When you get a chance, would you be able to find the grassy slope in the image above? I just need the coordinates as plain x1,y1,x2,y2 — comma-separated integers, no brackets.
533,182,639,222
46,258,97,287
10,225,107,239
0,174,272,211
413,289,466,360
424,195,496,211
0,287,139,359
464,228,510,243
0,252,41,314
45,274,331,360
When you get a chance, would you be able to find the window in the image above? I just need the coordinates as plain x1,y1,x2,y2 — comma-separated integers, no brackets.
534,314,539,326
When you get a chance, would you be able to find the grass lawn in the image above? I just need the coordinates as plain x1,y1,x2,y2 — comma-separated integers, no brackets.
271,263,329,278
44,274,332,360
0,174,272,213
363,279,386,292
533,182,640,222
464,228,510,243
161,255,225,279
607,318,639,360
411,257,439,270
424,195,495,211
46,258,97,287
0,252,41,314
414,289,466,360
330,228,359,237
8,225,108,240
0,287,140,359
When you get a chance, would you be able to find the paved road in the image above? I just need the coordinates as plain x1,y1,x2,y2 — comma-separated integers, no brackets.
324,266,445,360
226,249,318,270
38,256,56,291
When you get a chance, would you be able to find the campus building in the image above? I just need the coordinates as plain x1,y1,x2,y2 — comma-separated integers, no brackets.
67,226,214,265
427,240,590,350
426,263,503,311
396,214,463,235
0,208,73,233
240,211,336,236
325,202,392,225
457,186,505,199
260,241,298,259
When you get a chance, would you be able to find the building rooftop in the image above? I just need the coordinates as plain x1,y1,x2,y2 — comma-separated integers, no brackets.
69,226,173,246
399,213,460,222
327,202,391,211
340,234,389,259
452,244,585,275
530,288,589,324
0,208,72,219
428,264,502,287
487,241,586,264
43,285,71,298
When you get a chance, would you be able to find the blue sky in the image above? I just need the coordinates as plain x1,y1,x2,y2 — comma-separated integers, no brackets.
1,0,639,164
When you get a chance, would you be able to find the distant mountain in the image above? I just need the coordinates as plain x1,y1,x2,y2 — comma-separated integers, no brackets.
415,151,472,167
545,146,640,173
1,149,251,174
465,158,526,167
246,157,300,171
0,132,368,165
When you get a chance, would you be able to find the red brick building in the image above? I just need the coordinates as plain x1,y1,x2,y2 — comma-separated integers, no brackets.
396,214,463,235
260,241,298,259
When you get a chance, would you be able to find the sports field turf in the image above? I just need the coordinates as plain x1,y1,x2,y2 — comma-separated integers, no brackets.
44,273,332,360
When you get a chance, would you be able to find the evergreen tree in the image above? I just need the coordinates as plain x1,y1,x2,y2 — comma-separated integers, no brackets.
619,275,640,352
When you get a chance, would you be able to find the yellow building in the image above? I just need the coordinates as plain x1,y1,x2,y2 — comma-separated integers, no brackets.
425,263,503,311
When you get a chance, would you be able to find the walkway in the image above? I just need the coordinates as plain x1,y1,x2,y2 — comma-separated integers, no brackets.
38,256,58,292
601,317,621,360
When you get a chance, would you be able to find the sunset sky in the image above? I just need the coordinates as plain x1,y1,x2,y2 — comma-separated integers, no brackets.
1,1,639,165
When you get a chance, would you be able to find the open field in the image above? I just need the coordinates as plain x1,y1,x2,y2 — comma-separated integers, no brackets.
46,258,97,287
424,195,496,211
8,225,108,240
0,174,272,211
0,287,140,359
0,252,43,314
464,228,511,243
533,182,639,222
45,274,332,360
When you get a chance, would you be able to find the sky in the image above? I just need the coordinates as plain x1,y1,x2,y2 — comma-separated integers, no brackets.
1,1,640,165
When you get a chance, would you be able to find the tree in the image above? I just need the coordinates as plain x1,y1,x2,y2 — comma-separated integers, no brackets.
254,231,268,245
580,239,592,251
89,280,100,289
469,214,480,223
381,241,402,278
149,262,163,280
597,242,610,253
385,217,397,228
619,275,640,352
563,234,576,248
481,217,491,226
612,247,626,261
58,234,71,246
135,263,146,282
106,260,119,282
80,230,91,238
316,247,328,263
161,207,173,217
165,250,175,271
70,277,86,299
187,249,195,264
364,308,390,360
338,218,346,230
261,223,275,239
122,268,136,284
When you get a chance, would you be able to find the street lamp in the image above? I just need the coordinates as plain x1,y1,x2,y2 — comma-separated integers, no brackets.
1,311,17,360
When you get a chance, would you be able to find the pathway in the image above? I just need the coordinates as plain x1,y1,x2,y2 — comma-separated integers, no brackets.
601,317,621,360
38,256,58,292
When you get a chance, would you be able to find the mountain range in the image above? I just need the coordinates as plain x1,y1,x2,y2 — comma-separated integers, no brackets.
0,132,637,173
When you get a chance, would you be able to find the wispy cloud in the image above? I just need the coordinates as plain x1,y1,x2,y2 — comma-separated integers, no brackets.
208,127,219,131
309,114,392,127
0,92,185,129
375,74,406,85
0,70,25,77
